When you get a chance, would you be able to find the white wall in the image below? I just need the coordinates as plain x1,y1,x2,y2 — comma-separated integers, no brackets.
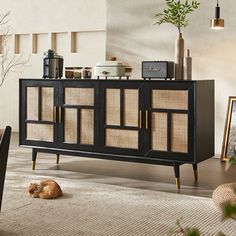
0,0,106,131
107,0,234,155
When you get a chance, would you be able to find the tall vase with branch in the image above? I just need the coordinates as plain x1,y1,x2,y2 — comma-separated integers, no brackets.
154,0,200,80
0,11,28,87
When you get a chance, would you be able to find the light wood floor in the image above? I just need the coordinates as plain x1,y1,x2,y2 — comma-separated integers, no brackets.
10,133,236,198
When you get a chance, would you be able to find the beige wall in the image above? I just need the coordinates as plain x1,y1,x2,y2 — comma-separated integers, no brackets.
0,0,234,155
107,0,234,155
0,0,106,131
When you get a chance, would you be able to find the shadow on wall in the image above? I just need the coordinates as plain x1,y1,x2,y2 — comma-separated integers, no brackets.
106,0,236,155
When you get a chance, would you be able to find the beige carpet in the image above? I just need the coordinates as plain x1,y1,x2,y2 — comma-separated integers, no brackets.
1,171,236,236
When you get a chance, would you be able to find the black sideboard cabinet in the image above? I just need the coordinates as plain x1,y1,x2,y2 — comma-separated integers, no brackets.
19,79,214,188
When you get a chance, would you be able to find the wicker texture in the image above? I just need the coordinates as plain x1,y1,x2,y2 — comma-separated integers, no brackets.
152,90,188,110
106,89,120,126
106,128,138,149
80,109,94,145
124,89,138,127
171,113,188,153
27,87,38,120
212,183,236,209
64,88,94,106
26,124,53,142
152,112,167,151
64,108,77,143
41,87,54,121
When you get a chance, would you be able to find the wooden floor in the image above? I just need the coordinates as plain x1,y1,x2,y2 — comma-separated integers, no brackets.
11,133,236,198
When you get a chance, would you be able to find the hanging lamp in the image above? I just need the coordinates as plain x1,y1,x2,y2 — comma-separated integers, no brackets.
210,0,224,29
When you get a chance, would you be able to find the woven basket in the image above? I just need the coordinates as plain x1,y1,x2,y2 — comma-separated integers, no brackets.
212,183,236,209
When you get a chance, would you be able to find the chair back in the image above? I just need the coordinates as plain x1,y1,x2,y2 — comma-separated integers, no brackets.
0,126,12,212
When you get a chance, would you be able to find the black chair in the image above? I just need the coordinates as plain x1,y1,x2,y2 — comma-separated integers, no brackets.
0,126,12,212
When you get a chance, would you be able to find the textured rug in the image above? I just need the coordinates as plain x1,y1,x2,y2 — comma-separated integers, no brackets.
1,171,236,236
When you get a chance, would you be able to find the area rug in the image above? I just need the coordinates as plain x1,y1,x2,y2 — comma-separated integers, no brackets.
1,171,236,236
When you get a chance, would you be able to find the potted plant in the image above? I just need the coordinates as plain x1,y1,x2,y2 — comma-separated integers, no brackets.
154,0,200,80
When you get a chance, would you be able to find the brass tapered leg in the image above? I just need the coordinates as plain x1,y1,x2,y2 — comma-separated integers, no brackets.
176,178,180,189
192,164,198,181
32,149,37,170
194,170,198,181
56,154,60,164
173,164,181,189
32,161,36,170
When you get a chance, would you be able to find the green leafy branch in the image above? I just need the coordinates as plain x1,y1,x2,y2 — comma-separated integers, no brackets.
154,0,200,33
168,218,201,236
223,202,236,220
225,156,236,171
222,156,236,221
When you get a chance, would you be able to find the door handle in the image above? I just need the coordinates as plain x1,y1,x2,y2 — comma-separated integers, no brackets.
59,107,62,124
146,110,149,129
139,110,142,129
53,106,57,123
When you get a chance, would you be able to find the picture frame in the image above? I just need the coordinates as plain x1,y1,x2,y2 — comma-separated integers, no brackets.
221,96,236,161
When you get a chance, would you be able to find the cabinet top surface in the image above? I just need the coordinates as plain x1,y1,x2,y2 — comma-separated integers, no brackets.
20,78,214,83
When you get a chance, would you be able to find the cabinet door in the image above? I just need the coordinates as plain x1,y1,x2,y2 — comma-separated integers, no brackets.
58,81,99,151
100,81,145,156
144,82,194,162
20,80,59,147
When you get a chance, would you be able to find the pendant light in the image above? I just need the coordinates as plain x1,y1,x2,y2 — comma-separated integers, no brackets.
210,0,224,29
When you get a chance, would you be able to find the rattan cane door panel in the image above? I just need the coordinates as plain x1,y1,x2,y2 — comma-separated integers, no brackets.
64,88,94,106
152,112,168,151
102,83,143,155
27,87,39,120
64,108,77,143
80,109,94,145
21,81,59,147
144,83,194,161
152,90,188,110
26,123,53,142
41,88,54,121
171,113,188,153
106,128,138,149
106,89,120,126
124,89,139,127
60,81,98,150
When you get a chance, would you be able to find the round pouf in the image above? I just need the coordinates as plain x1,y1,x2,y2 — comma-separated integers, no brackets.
212,183,236,209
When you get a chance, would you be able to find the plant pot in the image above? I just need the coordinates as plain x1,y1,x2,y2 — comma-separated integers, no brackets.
175,33,184,80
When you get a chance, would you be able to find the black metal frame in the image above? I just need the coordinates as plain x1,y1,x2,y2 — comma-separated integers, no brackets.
0,126,12,212
19,79,215,188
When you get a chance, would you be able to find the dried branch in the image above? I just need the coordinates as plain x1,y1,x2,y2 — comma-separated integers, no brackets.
0,11,29,88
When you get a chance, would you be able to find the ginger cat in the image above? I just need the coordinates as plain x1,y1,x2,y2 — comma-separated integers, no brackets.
28,180,63,199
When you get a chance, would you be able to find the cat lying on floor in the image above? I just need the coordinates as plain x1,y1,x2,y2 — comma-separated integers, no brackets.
28,179,63,199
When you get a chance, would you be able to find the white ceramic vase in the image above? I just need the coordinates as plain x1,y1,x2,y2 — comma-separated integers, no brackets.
184,49,192,80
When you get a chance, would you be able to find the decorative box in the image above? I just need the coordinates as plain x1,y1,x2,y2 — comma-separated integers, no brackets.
142,61,174,79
